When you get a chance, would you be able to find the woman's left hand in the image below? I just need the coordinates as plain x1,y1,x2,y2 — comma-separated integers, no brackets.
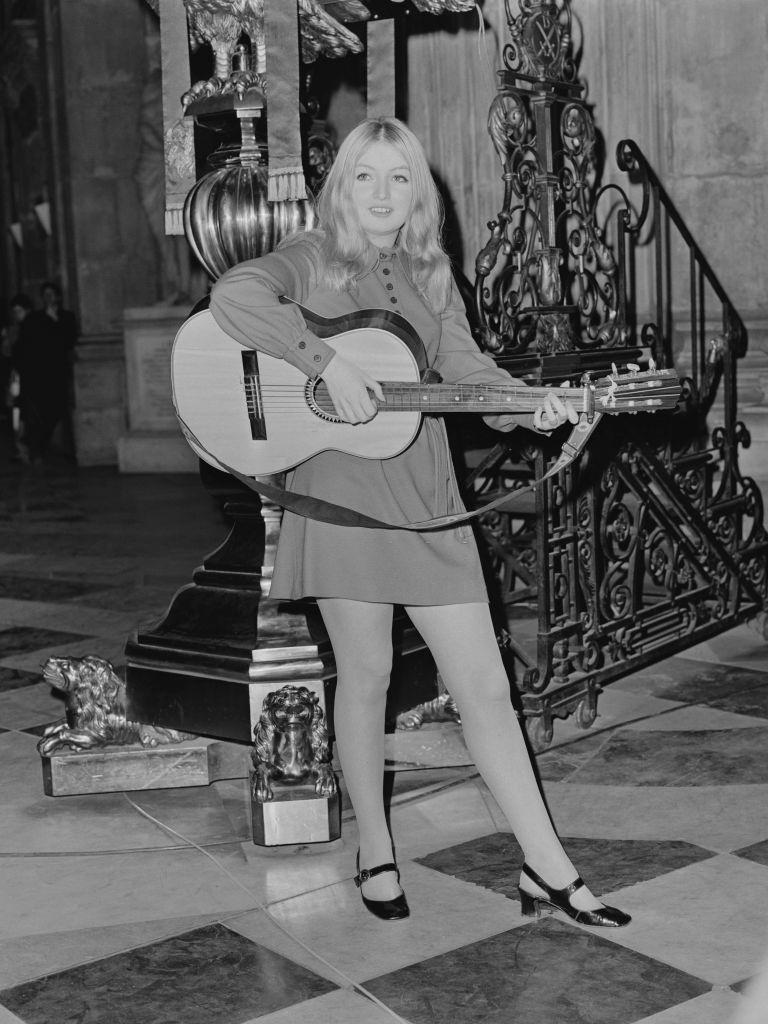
533,385,579,433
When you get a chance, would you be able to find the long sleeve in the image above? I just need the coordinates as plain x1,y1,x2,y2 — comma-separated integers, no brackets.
209,231,336,378
435,281,536,433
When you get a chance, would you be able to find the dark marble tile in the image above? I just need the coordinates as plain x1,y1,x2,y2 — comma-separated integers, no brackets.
416,833,714,900
364,919,711,1024
616,658,768,718
20,721,61,738
0,575,107,602
732,838,768,867
568,726,768,786
0,666,41,692
0,626,93,657
0,923,337,1024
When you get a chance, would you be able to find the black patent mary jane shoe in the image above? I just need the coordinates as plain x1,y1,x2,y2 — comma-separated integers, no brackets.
354,852,410,921
518,863,631,928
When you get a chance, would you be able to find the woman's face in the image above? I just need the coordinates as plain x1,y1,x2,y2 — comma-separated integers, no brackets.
351,140,413,248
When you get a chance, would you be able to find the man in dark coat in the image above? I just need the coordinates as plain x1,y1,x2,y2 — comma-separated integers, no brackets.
14,282,76,463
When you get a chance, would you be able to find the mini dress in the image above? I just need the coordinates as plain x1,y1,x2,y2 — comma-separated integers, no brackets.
209,230,532,605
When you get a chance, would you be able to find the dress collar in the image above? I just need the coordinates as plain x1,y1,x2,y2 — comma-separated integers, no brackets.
357,245,404,279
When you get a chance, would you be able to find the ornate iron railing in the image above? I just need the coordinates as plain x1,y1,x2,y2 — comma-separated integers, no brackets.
460,0,767,750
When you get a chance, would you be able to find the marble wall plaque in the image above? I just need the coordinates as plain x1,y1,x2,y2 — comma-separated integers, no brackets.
123,305,187,432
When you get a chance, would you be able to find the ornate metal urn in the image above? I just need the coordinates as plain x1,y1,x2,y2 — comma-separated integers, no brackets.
181,44,331,280
183,150,316,279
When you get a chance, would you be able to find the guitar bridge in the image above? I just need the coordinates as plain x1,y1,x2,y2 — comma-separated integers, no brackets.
242,350,267,440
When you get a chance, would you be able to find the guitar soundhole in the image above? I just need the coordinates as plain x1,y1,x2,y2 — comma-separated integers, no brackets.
304,377,345,423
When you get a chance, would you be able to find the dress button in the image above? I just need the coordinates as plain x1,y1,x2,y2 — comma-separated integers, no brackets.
390,296,398,304
382,268,391,275
313,354,322,361
298,341,306,349
386,283,394,291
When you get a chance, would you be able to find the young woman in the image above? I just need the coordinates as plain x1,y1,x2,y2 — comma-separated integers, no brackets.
210,116,629,928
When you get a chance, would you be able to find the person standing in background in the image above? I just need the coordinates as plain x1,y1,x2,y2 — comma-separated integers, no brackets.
2,294,34,462
14,282,77,464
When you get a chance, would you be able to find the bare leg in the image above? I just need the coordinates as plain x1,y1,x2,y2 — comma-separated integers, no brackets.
407,602,603,911
316,598,402,901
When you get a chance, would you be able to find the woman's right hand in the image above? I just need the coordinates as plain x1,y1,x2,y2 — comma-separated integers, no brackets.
321,353,384,424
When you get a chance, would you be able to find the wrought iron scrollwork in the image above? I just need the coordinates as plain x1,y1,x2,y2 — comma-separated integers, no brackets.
476,1,642,357
465,0,767,752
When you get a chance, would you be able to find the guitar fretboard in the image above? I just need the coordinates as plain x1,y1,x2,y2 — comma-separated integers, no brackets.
377,383,571,413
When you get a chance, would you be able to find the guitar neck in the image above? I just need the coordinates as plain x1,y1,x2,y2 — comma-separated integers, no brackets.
377,382,579,414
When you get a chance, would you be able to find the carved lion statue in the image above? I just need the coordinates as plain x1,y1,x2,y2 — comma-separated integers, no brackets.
251,684,336,802
37,655,191,755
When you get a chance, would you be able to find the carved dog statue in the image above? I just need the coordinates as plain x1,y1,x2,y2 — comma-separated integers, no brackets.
37,655,191,755
251,684,337,802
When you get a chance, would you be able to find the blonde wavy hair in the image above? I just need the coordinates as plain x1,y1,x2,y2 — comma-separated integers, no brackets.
317,117,452,313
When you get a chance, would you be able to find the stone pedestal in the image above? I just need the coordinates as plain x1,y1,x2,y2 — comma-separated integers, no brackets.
250,782,341,847
40,736,250,797
117,305,198,473
73,332,126,466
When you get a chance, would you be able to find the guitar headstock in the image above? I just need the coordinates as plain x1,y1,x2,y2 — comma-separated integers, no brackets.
591,362,681,413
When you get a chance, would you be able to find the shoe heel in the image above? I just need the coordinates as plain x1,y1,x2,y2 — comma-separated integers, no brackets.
518,889,539,918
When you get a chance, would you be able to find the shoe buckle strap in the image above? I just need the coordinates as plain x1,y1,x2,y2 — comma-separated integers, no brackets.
354,862,398,887
562,878,585,897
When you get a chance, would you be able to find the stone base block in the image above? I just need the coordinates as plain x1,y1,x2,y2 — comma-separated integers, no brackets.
250,780,341,847
41,737,250,796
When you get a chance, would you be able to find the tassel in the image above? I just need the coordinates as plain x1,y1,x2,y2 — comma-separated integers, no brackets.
268,167,308,203
264,0,308,206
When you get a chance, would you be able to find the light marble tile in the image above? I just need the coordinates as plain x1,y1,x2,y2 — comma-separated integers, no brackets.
0,913,224,988
601,855,768,986
734,963,768,1024
629,989,742,1024
625,704,768,731
241,837,364,906
0,846,265,941
681,623,768,669
247,989,404,1024
256,862,524,984
385,723,473,770
547,689,686,748
0,732,242,856
384,779,500,861
0,683,63,729
0,1005,26,1024
543,783,768,852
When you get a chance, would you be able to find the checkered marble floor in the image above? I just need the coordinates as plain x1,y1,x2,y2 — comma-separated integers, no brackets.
1,449,768,1023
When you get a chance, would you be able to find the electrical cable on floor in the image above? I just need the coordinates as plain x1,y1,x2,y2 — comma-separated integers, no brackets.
122,793,413,1024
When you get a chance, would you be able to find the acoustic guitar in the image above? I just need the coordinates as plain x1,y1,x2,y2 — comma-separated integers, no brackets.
171,307,681,476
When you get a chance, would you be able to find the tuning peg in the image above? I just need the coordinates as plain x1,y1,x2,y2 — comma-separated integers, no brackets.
627,362,640,372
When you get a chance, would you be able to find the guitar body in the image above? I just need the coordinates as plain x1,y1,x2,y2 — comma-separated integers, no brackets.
171,308,425,476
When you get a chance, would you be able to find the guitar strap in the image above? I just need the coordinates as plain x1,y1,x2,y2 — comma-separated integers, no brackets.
178,411,602,531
